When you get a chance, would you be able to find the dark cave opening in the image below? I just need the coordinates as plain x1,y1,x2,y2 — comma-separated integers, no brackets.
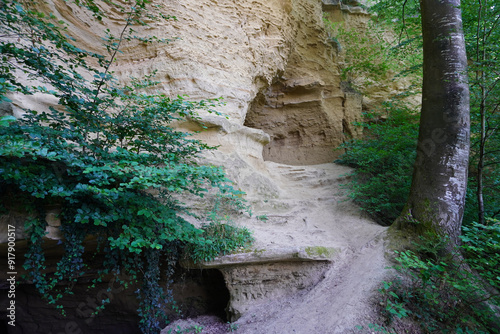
0,268,231,334
200,269,230,321
177,268,230,322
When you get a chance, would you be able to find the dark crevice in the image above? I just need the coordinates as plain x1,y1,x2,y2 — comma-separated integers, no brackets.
177,268,230,322
200,269,230,321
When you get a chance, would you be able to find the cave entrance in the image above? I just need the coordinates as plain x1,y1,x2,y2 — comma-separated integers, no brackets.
177,268,230,322
199,269,230,321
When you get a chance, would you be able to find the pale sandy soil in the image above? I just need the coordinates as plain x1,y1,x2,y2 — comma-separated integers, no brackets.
165,162,392,334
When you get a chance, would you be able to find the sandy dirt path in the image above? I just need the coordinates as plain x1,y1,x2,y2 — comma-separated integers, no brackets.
164,162,390,334
234,162,389,333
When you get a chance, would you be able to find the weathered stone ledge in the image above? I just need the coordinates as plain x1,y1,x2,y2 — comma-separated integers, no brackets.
182,246,341,269
322,0,370,15
180,246,343,320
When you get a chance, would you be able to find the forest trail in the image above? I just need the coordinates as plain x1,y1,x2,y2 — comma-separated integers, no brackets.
165,162,390,333
234,162,389,333
246,162,386,254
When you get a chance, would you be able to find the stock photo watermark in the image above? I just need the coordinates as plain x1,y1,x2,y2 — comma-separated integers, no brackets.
6,224,17,327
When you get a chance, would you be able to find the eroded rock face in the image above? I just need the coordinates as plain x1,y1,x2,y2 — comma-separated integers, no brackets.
18,0,362,168
2,0,368,196
0,269,230,334
242,1,367,165
115,0,365,166
221,261,330,321
184,246,339,321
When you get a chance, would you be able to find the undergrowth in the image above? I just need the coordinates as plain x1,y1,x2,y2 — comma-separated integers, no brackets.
336,98,419,225
378,232,500,333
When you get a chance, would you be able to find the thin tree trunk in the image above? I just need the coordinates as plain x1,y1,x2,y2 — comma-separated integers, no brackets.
476,1,486,225
477,78,486,225
396,0,470,245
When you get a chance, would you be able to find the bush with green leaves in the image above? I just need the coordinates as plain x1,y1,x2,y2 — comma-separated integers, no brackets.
461,218,500,292
185,191,253,263
0,1,251,333
380,240,500,333
188,222,253,264
336,99,419,225
324,17,391,91
323,14,422,94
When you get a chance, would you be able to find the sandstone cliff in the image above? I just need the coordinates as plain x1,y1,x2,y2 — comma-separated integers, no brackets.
2,0,372,234
40,0,367,168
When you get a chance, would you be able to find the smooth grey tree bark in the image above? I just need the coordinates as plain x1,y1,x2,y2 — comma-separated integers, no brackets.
395,0,470,245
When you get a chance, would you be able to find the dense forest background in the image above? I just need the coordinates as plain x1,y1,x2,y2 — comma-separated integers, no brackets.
336,0,500,332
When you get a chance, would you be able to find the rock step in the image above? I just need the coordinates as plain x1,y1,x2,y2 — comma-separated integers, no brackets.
273,164,349,188
181,246,345,321
187,246,342,268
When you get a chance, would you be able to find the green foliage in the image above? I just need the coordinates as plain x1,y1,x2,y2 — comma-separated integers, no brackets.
323,12,422,93
166,324,204,334
461,219,500,292
336,99,419,225
0,1,251,333
185,188,253,263
372,0,500,226
227,322,239,332
324,18,392,90
370,0,422,37
188,221,253,264
462,0,500,224
0,115,16,126
380,237,500,333
256,214,268,222
464,176,500,225
328,4,423,226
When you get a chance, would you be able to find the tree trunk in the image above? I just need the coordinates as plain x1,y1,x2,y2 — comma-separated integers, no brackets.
477,73,486,226
475,1,486,225
396,0,470,245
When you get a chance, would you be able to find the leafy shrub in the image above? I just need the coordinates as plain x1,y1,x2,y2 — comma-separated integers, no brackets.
186,192,254,263
324,18,392,90
461,219,500,291
0,1,252,333
188,222,253,264
324,14,422,94
336,99,419,225
380,237,500,333
464,172,500,225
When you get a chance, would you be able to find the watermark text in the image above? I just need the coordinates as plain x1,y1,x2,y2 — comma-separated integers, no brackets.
6,224,17,327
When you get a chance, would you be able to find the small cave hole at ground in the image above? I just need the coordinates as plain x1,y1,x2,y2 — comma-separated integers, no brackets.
180,268,230,322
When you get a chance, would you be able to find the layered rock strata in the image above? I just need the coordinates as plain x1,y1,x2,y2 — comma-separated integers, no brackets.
187,247,339,321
